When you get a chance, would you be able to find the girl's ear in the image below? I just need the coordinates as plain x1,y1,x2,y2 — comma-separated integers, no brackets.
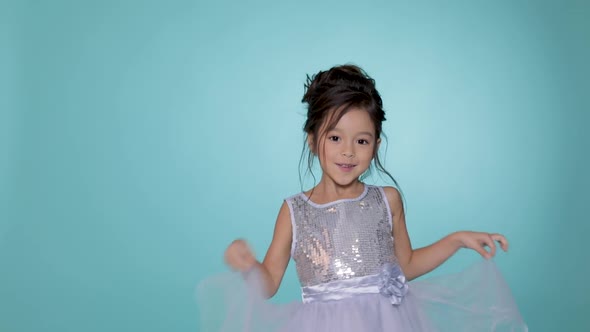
374,138,381,158
307,134,316,155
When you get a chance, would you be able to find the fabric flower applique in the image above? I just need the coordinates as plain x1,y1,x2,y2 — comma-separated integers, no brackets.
377,263,409,305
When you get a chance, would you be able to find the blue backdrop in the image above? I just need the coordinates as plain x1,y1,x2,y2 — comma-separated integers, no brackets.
2,0,588,331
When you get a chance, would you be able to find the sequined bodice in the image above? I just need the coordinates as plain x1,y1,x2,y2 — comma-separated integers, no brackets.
286,185,396,287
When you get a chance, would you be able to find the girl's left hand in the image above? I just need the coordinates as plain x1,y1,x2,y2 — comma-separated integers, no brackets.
454,231,509,259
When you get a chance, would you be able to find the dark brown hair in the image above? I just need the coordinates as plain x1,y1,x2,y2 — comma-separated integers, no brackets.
299,64,400,190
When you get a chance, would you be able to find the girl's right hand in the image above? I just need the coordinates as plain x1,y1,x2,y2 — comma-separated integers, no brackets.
224,239,258,271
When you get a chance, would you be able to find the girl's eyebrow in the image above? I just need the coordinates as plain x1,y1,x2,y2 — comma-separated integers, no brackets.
358,131,375,138
329,128,375,138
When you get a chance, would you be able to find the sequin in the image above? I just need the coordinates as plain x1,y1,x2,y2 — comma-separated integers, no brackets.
286,186,396,287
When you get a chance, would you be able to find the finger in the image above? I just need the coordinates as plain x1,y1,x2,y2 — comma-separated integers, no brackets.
239,259,256,271
223,250,235,267
491,233,509,251
231,254,253,271
238,250,257,270
239,241,255,258
473,244,491,259
482,234,497,257
247,257,259,271
243,252,257,266
225,250,251,271
234,262,250,272
475,236,494,258
225,254,241,270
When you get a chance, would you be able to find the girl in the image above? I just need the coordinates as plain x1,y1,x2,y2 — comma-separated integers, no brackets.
202,65,527,331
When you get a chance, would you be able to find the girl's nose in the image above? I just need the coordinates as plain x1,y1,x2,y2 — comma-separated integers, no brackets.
341,141,355,158
341,152,355,158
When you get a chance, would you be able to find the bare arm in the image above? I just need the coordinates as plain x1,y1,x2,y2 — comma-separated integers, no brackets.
225,201,292,298
382,187,508,280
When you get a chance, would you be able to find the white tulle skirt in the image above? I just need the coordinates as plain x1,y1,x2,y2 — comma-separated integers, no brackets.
197,260,528,331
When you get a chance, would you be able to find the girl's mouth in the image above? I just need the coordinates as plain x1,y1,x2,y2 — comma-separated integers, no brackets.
336,163,356,172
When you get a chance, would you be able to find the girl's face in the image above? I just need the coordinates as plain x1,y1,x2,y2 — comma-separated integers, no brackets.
314,108,380,187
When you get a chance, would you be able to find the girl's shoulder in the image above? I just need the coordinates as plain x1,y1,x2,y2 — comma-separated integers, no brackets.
378,186,404,215
379,185,401,198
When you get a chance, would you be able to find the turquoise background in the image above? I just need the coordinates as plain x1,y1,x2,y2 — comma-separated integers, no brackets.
2,0,589,331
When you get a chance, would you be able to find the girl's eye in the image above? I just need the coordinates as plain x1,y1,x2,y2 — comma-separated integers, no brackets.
357,139,369,145
328,136,340,142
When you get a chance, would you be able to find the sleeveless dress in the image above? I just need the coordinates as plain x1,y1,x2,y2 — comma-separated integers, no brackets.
197,185,528,331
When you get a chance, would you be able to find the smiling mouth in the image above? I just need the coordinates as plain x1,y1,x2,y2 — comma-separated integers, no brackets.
336,163,356,169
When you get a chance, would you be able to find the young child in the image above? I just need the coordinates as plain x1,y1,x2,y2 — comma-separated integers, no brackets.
203,65,527,331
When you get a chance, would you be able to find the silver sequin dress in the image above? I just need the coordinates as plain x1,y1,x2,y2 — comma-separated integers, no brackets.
287,185,395,289
198,185,528,331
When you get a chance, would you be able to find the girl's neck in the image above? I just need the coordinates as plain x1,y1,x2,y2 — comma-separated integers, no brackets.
306,180,365,205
